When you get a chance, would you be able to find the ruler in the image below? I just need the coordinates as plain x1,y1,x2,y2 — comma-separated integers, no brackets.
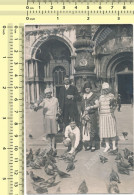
0,25,24,195
0,0,134,195
0,0,134,22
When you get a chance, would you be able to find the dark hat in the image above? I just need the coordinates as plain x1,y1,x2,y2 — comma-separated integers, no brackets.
83,82,92,90
64,75,70,80
69,118,76,123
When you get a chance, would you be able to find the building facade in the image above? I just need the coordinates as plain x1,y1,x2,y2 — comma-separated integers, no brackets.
25,25,133,105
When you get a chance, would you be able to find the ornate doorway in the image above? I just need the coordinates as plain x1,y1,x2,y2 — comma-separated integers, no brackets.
36,39,71,95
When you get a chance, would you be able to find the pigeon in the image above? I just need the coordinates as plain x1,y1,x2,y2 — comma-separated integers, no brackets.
122,132,128,139
128,155,134,167
109,169,121,183
30,161,41,169
47,148,57,157
107,182,120,194
108,149,118,155
39,149,47,157
45,165,55,175
30,171,45,183
32,183,48,194
115,153,123,161
123,148,133,159
26,148,33,166
34,107,39,112
66,154,75,162
58,154,67,160
117,162,130,175
55,167,70,178
66,161,75,172
35,148,41,156
119,159,130,169
99,155,108,164
45,158,57,170
47,155,56,163
77,180,88,194
46,174,57,185
35,156,47,167
29,134,33,139
40,175,60,188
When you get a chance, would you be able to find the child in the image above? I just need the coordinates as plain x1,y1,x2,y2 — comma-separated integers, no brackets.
99,82,117,152
63,120,80,154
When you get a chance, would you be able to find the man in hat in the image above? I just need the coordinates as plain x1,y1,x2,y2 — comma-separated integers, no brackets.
59,75,81,127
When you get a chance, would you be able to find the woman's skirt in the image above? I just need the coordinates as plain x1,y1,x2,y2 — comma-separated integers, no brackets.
99,113,117,139
43,115,57,135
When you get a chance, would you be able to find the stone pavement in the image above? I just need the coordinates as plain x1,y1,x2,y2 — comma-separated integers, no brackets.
26,105,134,194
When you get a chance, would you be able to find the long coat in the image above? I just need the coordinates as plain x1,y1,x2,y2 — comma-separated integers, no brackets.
81,92,99,148
59,85,81,126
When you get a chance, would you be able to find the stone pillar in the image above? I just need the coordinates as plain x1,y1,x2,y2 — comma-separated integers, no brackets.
73,25,96,92
27,83,30,103
35,60,38,77
29,60,34,77
70,55,76,75
31,82,35,103
25,60,29,77
35,60,40,101
36,83,40,100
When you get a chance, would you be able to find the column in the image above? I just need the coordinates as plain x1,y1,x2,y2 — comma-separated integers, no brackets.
31,82,35,103
70,55,76,75
36,83,40,101
27,83,30,103
25,60,29,77
28,60,34,77
35,60,38,77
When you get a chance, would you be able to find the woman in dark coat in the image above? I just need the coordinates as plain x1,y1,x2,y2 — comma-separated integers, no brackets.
81,82,99,152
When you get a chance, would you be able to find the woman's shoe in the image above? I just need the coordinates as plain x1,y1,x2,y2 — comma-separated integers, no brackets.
91,147,96,152
68,147,75,154
112,147,118,152
103,146,110,153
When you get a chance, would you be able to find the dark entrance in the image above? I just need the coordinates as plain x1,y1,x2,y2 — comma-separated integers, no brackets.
118,74,133,104
53,66,66,99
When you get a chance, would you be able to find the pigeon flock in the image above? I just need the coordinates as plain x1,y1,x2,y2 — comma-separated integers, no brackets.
26,133,134,194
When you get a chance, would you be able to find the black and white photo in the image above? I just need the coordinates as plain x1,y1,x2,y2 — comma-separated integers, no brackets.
25,24,133,194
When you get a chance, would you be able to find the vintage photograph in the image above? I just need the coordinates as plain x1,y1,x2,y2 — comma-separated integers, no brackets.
25,24,133,194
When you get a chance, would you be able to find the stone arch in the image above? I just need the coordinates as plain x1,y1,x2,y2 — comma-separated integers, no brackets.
30,34,75,59
101,50,133,78
92,25,113,47
93,25,133,48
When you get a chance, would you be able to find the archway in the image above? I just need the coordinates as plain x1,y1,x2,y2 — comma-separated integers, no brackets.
104,52,133,103
35,38,71,98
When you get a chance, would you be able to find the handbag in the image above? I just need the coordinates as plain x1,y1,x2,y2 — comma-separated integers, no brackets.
82,125,90,141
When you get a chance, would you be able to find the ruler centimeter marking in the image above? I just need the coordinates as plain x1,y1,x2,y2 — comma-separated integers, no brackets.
24,0,134,20
0,1,134,21
0,25,24,195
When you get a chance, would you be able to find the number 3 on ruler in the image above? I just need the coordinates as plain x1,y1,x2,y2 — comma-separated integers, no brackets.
87,17,90,20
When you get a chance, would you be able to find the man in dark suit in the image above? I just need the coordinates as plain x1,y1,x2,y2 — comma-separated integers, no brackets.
59,75,81,127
